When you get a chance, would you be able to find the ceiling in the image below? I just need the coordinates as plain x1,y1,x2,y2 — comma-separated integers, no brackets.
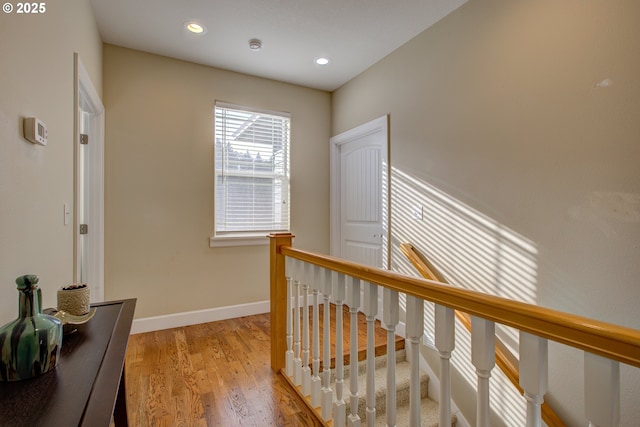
90,0,467,92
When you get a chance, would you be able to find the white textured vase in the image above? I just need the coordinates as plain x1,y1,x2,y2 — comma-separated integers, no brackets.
57,286,90,315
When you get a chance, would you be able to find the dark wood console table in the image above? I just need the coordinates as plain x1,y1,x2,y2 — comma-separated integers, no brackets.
0,299,136,426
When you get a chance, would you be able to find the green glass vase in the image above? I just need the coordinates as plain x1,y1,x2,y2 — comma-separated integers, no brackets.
0,275,63,381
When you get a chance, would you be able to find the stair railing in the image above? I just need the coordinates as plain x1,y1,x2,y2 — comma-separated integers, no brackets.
400,242,566,427
269,233,640,427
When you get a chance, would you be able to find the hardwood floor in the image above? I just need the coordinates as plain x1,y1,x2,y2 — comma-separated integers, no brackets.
125,305,402,426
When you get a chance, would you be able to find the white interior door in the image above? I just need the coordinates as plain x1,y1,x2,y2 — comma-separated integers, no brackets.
74,53,105,302
330,116,389,269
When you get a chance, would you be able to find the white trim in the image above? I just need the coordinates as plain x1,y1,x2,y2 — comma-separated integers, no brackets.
330,115,390,268
74,52,105,302
130,300,270,334
77,57,104,115
210,234,271,247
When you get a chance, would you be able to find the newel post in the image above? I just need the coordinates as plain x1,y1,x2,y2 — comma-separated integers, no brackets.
270,232,294,372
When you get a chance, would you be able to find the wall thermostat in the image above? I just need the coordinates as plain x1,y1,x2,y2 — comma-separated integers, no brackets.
23,117,48,146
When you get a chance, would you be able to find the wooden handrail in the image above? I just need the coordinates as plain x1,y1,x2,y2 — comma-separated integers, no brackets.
400,242,566,427
269,233,640,369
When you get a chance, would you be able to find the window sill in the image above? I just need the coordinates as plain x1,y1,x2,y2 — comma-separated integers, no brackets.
209,234,271,248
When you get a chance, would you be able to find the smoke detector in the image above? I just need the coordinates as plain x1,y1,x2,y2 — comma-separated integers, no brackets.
248,39,262,51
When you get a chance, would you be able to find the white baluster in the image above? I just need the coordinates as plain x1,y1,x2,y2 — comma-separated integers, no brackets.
347,277,362,427
471,316,495,427
383,288,399,427
285,257,294,377
301,263,311,396
292,260,302,386
333,272,347,426
363,283,378,427
585,352,620,427
311,265,323,408
519,332,548,427
406,295,424,426
321,268,333,421
435,305,455,427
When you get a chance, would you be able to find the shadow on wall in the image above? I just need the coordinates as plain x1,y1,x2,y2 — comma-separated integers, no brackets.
389,166,539,426
390,166,538,304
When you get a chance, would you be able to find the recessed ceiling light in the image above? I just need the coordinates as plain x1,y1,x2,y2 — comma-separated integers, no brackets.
315,57,330,66
185,22,206,34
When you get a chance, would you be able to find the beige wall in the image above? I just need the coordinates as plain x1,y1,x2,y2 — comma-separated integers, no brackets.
0,1,102,322
332,0,639,425
103,45,331,319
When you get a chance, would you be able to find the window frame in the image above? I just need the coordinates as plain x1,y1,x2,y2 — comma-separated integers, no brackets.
210,102,291,247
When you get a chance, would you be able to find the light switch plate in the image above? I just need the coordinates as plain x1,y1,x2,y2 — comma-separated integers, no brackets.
64,203,70,225
412,205,423,220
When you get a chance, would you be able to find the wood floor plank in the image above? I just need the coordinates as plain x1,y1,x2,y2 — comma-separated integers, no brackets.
148,370,171,424
174,329,205,423
125,309,400,426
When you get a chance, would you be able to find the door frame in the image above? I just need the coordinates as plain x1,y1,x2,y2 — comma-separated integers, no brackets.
330,115,390,269
74,53,105,301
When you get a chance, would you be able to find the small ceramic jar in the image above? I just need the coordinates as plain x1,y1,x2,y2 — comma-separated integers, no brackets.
57,284,90,315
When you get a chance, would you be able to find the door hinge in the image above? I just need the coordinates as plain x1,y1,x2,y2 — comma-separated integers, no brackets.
80,224,88,235
80,134,89,145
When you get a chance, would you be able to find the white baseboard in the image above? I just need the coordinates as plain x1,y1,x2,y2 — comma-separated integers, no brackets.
131,300,270,334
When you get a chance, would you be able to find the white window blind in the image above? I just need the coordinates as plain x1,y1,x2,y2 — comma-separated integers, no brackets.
214,103,290,236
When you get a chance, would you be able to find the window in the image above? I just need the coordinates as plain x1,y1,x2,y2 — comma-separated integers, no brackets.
211,102,290,246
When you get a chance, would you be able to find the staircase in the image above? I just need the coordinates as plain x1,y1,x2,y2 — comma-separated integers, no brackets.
284,303,456,426
339,349,456,427
271,233,640,427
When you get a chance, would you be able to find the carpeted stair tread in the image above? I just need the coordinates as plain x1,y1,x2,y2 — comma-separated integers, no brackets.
377,395,455,427
332,349,456,426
